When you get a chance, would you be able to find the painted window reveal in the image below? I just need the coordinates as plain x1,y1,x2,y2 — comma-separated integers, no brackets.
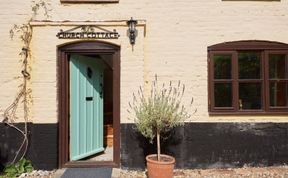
208,41,288,114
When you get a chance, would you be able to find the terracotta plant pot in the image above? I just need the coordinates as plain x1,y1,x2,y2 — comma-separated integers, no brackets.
146,154,175,178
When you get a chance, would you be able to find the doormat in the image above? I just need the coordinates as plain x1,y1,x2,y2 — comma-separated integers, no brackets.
61,167,112,178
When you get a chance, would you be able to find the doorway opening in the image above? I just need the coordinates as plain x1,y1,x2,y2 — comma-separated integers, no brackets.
58,41,120,168
69,54,114,162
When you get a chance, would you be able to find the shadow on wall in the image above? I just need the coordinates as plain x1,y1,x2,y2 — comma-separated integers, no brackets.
0,123,58,170
121,123,288,170
0,149,7,172
121,124,185,170
136,126,184,158
0,123,27,171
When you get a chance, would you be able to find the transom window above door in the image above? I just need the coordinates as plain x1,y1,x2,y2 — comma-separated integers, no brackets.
208,41,288,115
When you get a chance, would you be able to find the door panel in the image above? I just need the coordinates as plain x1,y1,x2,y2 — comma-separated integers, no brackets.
70,54,104,161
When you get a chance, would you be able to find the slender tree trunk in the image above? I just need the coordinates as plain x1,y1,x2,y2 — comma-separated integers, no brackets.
157,130,161,161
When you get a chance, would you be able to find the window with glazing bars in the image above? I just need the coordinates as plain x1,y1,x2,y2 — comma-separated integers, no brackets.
208,41,288,114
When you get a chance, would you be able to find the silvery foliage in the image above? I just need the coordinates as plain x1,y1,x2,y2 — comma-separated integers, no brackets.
128,75,195,143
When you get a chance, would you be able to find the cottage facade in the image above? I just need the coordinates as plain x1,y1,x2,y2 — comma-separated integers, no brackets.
0,0,287,170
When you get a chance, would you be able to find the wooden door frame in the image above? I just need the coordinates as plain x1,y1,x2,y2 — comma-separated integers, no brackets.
57,41,120,168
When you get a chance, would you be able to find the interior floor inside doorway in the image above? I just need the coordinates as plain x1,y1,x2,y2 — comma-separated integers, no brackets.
83,147,113,161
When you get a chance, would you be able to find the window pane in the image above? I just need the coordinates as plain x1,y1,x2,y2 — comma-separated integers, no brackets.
270,82,288,107
239,83,262,110
238,52,261,79
214,54,232,79
269,54,288,79
214,83,232,107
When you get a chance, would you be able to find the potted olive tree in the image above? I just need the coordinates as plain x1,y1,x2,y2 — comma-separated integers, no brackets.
128,75,194,178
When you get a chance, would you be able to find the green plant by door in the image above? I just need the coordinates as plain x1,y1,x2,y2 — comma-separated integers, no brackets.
0,158,33,178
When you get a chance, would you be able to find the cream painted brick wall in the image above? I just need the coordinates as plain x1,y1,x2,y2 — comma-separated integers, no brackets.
0,0,32,122
1,0,288,123
30,25,145,123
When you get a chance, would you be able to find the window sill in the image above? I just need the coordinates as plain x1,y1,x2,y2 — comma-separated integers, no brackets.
222,0,280,1
60,0,119,3
209,111,288,116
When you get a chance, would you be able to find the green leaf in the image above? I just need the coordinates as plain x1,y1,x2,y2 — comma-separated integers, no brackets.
18,158,26,167
3,164,17,174
24,159,31,165
2,159,34,178
18,159,27,174
8,175,16,178
6,172,17,178
25,165,34,173
18,164,25,174
24,159,33,172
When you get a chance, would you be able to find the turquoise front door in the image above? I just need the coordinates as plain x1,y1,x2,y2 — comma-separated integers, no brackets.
69,54,104,161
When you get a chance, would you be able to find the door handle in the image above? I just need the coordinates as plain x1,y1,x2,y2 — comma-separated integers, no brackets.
86,97,93,101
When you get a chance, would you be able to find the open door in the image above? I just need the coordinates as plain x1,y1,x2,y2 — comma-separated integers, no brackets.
69,54,104,161
58,41,120,168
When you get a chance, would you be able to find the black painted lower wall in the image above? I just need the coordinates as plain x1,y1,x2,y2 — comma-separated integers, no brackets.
121,123,288,170
0,123,58,171
1,122,288,171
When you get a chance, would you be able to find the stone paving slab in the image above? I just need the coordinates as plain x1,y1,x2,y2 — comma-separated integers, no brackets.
61,167,112,178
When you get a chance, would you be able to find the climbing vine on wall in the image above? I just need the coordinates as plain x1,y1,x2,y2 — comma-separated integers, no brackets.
2,0,51,164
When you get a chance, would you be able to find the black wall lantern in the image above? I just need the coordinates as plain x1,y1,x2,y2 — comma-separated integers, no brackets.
127,17,138,45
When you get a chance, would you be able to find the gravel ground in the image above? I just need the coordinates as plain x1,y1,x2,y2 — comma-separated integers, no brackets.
6,166,288,178
17,170,56,178
119,166,288,178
